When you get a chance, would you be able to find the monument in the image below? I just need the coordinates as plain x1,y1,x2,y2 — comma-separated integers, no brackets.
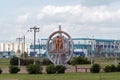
46,25,74,65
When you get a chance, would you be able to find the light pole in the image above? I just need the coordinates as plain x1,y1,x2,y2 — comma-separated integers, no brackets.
16,37,22,66
89,36,95,65
30,26,39,64
114,40,118,65
38,38,42,65
8,43,10,58
22,30,29,58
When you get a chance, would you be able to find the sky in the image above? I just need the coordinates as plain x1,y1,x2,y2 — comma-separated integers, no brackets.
0,0,120,43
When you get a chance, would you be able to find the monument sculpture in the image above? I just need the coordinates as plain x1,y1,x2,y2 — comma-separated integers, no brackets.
46,25,74,65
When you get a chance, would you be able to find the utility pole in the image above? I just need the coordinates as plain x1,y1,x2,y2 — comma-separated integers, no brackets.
30,26,39,64
23,36,25,58
22,30,29,58
16,37,22,66
8,43,10,58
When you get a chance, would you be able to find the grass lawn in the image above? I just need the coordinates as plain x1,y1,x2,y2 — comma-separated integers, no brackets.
0,58,10,68
0,58,120,80
0,72,120,80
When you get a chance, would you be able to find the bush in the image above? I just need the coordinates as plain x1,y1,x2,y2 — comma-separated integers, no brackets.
110,64,116,72
90,64,100,73
104,64,116,72
116,64,120,72
46,65,56,74
70,56,90,65
22,59,34,66
9,65,20,74
0,68,2,74
42,58,52,65
10,57,40,66
26,64,42,74
56,65,66,73
70,57,78,66
104,65,111,72
10,56,18,65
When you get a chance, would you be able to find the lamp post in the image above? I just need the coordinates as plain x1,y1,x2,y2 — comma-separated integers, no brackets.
8,43,10,58
16,37,22,66
22,30,29,58
30,26,39,64
114,40,118,65
38,38,42,65
89,36,95,65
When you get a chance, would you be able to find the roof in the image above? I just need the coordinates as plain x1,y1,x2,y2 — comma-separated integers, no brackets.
41,38,120,42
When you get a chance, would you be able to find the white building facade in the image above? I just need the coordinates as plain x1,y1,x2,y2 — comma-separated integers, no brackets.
0,42,30,58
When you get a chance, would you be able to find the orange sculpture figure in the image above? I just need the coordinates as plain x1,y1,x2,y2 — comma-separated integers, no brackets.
54,36,63,51
59,37,63,50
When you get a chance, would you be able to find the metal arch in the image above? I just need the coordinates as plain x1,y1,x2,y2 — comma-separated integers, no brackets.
46,30,74,64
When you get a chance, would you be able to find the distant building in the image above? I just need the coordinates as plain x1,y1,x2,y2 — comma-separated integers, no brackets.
1,38,120,58
0,42,30,58
30,38,120,58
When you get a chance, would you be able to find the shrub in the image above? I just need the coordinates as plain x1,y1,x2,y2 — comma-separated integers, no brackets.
42,58,52,65
0,68,2,74
110,64,116,72
70,57,78,66
90,64,100,73
22,59,34,66
116,64,120,72
9,65,20,74
56,65,66,73
70,56,90,65
104,65,111,72
10,56,38,66
46,65,56,74
104,64,116,72
10,56,18,65
26,64,42,74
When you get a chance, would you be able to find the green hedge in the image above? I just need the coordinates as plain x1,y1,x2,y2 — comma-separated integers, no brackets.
56,65,66,73
70,56,90,65
46,65,66,74
90,64,100,73
104,64,116,72
42,58,53,65
26,64,42,74
46,65,56,74
0,68,2,74
9,65,20,74
116,64,120,72
10,56,18,65
10,56,41,66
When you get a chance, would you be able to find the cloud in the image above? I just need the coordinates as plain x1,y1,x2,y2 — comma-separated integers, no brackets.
16,13,30,23
36,5,120,24
34,4,120,40
1,1,120,42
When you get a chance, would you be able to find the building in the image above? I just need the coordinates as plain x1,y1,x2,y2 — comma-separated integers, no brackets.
0,37,119,58
0,42,30,58
30,38,120,58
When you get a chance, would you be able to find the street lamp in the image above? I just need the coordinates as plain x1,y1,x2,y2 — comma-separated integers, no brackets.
16,37,23,66
38,38,42,65
22,30,29,58
89,36,95,65
8,43,10,58
30,26,39,64
114,40,119,65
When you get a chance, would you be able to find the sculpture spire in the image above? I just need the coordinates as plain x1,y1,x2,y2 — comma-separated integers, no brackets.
59,25,61,31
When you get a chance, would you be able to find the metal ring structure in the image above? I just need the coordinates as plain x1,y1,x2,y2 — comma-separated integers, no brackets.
46,30,74,65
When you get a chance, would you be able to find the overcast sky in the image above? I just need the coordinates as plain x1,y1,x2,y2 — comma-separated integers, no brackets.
0,0,120,42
